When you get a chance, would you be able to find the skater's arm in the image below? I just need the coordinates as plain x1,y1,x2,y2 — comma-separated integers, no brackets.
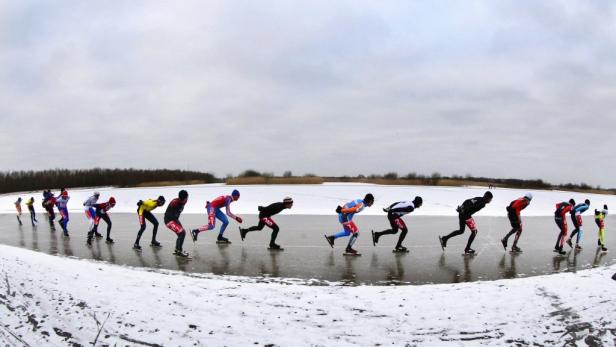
225,197,239,220
341,203,363,214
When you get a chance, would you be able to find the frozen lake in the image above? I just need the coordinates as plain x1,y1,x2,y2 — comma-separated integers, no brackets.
1,213,614,285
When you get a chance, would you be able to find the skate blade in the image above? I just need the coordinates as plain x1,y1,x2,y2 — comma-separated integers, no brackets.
343,253,361,257
392,250,410,254
267,248,284,251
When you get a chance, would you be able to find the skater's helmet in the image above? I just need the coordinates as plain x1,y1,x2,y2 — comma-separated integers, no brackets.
94,191,100,197
231,189,240,199
413,196,423,207
283,197,293,205
157,196,166,206
61,190,68,198
585,199,590,206
109,197,116,206
524,193,533,201
484,191,493,201
569,199,576,205
364,193,375,205
17,197,22,202
179,190,189,200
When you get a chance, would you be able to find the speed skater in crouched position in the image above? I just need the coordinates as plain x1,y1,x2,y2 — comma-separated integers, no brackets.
56,191,70,236
239,197,293,250
25,196,38,226
439,191,493,255
192,189,242,244
164,190,190,257
372,196,423,253
87,197,116,246
554,199,575,255
133,196,166,250
324,193,375,255
15,197,22,226
83,192,102,239
501,193,532,253
595,205,608,252
567,199,591,250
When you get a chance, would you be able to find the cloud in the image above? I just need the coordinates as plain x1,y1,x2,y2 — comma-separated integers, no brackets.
1,1,615,187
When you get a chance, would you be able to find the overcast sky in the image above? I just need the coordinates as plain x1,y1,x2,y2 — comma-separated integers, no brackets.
1,1,615,187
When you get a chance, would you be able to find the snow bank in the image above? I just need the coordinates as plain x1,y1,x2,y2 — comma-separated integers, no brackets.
2,183,616,216
0,244,614,346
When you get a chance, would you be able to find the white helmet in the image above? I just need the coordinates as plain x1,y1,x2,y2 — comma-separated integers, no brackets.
524,193,533,201
94,191,100,197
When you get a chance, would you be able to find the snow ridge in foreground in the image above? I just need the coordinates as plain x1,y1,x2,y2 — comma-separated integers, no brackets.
0,244,614,346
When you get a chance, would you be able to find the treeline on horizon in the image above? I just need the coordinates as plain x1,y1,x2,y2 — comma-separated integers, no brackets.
231,169,613,193
0,169,218,194
0,168,612,194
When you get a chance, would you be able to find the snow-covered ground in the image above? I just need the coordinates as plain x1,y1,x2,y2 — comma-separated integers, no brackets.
0,244,614,346
2,183,616,216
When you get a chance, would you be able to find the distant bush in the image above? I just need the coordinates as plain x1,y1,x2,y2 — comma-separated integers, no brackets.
384,172,398,180
240,170,262,177
283,171,293,178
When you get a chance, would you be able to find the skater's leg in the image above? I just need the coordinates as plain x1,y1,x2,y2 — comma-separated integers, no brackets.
135,222,146,245
347,232,359,249
599,227,605,246
216,209,229,237
101,214,112,238
176,230,186,251
376,217,401,242
442,217,466,244
197,205,216,232
512,229,523,248
395,227,408,249
244,220,266,233
269,223,280,247
465,230,477,251
333,229,350,239
576,227,583,244
144,212,159,243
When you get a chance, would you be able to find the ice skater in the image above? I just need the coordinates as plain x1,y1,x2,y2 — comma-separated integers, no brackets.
501,193,533,252
164,190,190,257
25,197,38,226
42,190,56,223
88,197,116,245
239,197,294,250
372,196,423,253
15,197,23,225
191,190,242,244
83,192,102,238
324,193,375,255
56,190,70,236
133,196,166,250
567,199,590,250
438,191,493,255
595,204,608,252
554,199,575,255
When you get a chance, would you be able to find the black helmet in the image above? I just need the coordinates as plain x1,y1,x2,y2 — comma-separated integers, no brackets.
604,204,609,210
569,199,576,205
179,190,188,200
484,191,493,199
585,199,590,206
364,193,375,203
414,196,423,205
157,195,166,205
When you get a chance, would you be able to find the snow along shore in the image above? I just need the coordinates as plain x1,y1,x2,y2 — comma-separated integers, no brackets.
0,244,614,346
2,183,616,217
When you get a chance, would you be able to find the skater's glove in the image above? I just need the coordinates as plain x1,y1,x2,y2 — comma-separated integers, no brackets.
236,216,243,223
